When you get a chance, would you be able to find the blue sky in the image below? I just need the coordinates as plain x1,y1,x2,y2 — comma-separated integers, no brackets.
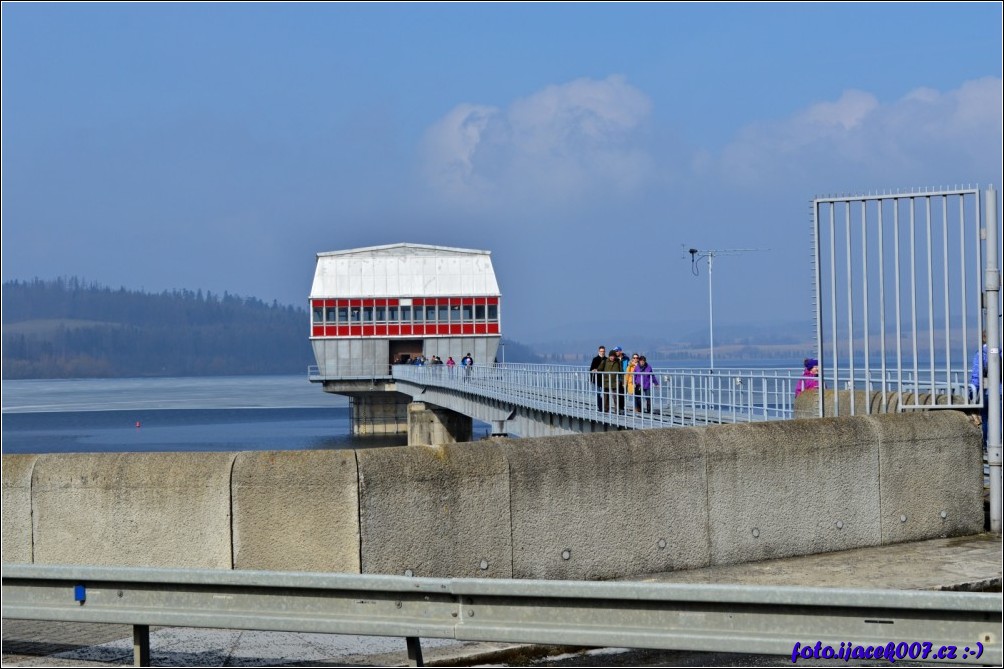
2,3,1001,343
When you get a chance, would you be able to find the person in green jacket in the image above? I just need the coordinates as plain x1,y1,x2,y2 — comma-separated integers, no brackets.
600,351,621,413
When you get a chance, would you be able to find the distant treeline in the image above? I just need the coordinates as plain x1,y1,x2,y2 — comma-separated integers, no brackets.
2,277,544,379
2,278,312,379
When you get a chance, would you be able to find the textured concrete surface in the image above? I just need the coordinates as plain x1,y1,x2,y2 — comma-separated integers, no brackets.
637,533,1001,591
357,442,512,578
407,402,473,446
231,450,360,572
793,388,969,419
872,410,984,543
2,454,38,564
30,452,236,568
504,428,710,580
704,417,882,566
4,411,986,582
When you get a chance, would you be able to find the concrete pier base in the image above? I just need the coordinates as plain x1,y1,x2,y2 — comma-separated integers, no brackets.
407,402,473,446
350,393,409,436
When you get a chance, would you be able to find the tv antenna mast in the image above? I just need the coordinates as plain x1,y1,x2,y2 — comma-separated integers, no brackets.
687,247,769,370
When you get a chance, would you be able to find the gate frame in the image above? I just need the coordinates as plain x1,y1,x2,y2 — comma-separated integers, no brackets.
811,186,1000,532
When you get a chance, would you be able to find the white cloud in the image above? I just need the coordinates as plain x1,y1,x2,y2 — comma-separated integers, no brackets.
419,76,655,210
719,77,1003,189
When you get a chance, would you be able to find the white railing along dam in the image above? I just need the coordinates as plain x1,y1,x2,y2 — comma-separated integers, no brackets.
391,362,977,429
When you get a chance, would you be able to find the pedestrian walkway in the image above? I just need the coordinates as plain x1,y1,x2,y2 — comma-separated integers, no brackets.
3,534,999,667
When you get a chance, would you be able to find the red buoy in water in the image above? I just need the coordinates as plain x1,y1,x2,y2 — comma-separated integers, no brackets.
135,421,142,428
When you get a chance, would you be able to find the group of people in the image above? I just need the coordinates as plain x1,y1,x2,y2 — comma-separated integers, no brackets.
408,353,475,380
407,353,474,368
588,345,659,414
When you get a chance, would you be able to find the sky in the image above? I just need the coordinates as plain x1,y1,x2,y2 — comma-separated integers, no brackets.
2,3,1001,344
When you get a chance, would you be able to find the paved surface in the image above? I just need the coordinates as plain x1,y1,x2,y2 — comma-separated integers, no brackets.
3,533,1000,667
633,533,1001,591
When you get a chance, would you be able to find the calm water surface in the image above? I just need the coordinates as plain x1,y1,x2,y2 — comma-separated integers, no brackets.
1,376,414,454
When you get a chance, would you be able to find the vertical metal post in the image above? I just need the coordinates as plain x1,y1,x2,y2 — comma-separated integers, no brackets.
985,187,1001,533
708,252,715,370
910,198,921,399
133,624,150,667
942,196,952,401
830,204,839,415
845,203,855,414
813,200,824,418
861,200,872,413
894,199,904,411
878,201,888,411
925,195,936,399
406,636,424,667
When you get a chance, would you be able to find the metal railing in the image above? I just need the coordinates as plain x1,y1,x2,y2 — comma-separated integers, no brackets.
393,362,802,427
3,564,999,668
307,361,982,429
812,188,989,417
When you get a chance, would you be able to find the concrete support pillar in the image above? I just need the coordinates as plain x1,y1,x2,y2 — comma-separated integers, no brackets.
407,402,473,446
351,394,409,437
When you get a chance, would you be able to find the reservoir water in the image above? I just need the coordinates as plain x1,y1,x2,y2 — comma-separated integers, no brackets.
0,360,841,454
1,375,421,454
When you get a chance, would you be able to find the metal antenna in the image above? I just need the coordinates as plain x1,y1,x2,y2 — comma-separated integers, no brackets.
687,247,769,369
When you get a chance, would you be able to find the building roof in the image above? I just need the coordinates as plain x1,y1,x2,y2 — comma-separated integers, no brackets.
310,243,501,298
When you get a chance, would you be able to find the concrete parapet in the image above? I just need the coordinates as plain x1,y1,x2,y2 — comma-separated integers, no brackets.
356,443,511,578
704,418,882,566
30,452,236,568
232,450,360,572
2,454,38,564
1,410,983,580
870,410,984,543
794,388,968,419
502,429,710,580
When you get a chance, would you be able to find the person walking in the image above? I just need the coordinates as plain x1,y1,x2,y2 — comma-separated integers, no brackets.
589,346,607,411
971,332,1002,450
612,347,628,413
633,355,659,413
626,353,640,412
462,353,474,381
600,350,621,413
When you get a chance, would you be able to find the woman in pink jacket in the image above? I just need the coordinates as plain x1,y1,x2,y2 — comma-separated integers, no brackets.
795,358,819,397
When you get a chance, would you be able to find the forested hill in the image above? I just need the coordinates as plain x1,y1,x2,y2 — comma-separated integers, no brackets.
2,278,312,379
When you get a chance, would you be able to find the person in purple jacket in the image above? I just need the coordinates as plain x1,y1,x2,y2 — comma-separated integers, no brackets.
633,355,659,413
795,358,820,397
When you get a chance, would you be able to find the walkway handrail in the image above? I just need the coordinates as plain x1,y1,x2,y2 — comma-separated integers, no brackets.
390,362,978,428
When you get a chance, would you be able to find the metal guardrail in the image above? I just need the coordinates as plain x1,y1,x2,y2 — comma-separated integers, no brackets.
3,564,1000,667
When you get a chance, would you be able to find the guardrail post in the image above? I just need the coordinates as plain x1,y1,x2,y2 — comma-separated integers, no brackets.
406,636,424,667
133,624,150,667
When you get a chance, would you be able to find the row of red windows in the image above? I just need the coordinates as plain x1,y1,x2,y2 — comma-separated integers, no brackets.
311,297,500,308
311,323,500,338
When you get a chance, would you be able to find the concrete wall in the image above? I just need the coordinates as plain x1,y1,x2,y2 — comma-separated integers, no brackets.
2,454,38,564
232,450,360,572
794,388,969,419
30,452,235,568
357,444,511,578
2,411,984,579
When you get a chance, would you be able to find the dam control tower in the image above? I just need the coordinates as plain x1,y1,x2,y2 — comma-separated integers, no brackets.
308,243,502,437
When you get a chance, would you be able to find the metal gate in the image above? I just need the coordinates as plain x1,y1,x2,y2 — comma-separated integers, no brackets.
811,186,996,416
